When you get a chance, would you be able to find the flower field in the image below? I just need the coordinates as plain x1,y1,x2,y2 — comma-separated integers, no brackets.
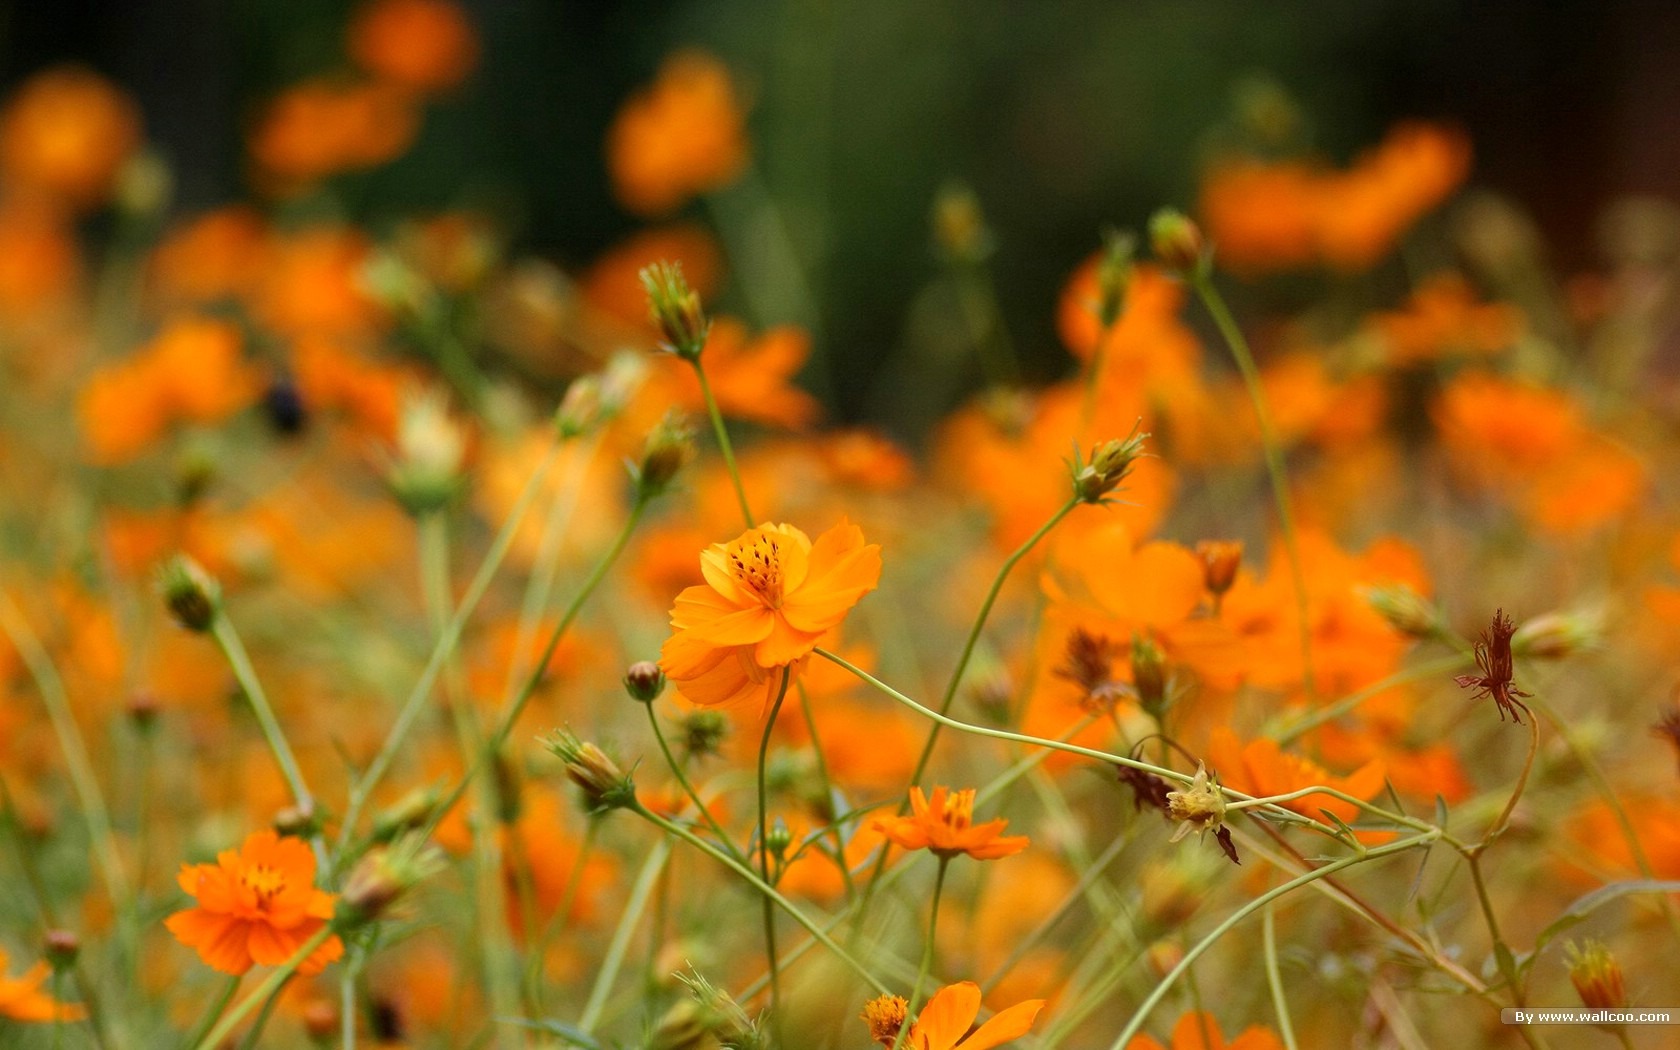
1,3,1678,1048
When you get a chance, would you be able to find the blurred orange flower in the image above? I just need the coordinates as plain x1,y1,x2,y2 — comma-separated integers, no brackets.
347,0,478,95
872,786,1029,861
0,949,85,1022
165,830,344,976
1207,727,1385,828
659,317,822,430
661,519,880,710
1370,274,1519,365
249,78,419,190
607,50,749,215
1126,1011,1284,1050
0,65,140,210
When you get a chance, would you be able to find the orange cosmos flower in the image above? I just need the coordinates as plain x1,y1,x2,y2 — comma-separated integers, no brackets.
863,981,1044,1049
0,949,85,1023
1207,727,1385,829
347,0,479,95
607,50,749,215
165,830,344,976
1126,1010,1284,1050
659,519,881,710
873,786,1029,862
0,65,140,211
657,316,822,430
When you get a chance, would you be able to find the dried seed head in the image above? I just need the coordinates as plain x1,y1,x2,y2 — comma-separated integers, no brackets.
1454,608,1533,724
1055,628,1126,713
1116,761,1173,817
1166,763,1227,843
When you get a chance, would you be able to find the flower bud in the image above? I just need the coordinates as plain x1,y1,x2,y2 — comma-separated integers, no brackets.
633,411,696,502
43,930,79,971
1194,540,1243,601
1130,634,1168,717
764,818,792,864
544,729,637,814
371,787,440,844
1363,583,1443,640
1095,229,1136,329
1071,429,1149,505
624,661,667,703
681,711,729,762
274,801,321,838
127,690,160,732
387,388,467,516
302,999,338,1044
1512,610,1602,660
641,261,708,360
340,836,444,927
1566,940,1627,1028
932,182,993,264
661,971,764,1050
1149,208,1209,279
158,555,219,633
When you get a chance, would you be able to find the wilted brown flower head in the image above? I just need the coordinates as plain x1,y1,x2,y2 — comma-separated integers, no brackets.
1454,608,1533,724
1055,627,1126,712
1115,760,1173,816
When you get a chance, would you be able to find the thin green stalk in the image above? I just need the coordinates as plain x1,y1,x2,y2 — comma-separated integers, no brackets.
1271,653,1473,745
341,963,357,1049
1190,274,1315,697
194,926,333,1050
336,437,564,855
1262,904,1298,1050
893,858,950,1050
981,831,1127,996
0,591,130,905
645,703,746,864
526,818,599,1011
419,496,650,842
796,680,854,901
692,361,755,526
1107,833,1438,1050
1466,856,1524,1006
232,974,288,1050
577,835,671,1033
632,801,891,996
178,976,240,1050
757,668,794,1026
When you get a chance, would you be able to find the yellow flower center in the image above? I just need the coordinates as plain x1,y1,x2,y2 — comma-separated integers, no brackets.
861,995,908,1047
936,789,975,830
727,530,784,607
240,864,287,906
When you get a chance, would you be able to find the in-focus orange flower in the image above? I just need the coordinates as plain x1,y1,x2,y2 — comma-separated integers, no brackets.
347,0,478,95
0,65,140,210
872,786,1029,861
660,519,880,710
165,830,344,976
1126,1010,1284,1050
0,949,85,1023
863,981,1044,1049
607,50,749,215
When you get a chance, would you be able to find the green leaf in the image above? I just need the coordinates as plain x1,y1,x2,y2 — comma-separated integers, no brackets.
1514,879,1680,979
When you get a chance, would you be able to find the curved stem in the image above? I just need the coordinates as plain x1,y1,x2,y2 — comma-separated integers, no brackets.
1190,273,1315,698
692,361,755,527
645,704,747,864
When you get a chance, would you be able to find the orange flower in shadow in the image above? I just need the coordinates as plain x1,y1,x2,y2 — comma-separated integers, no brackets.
1126,1011,1284,1050
660,519,880,711
607,50,749,215
249,78,418,191
872,786,1029,862
165,830,344,976
0,949,85,1023
347,0,478,95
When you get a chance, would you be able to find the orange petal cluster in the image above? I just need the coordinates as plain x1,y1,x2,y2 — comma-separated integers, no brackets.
909,981,1044,1050
607,50,749,216
165,830,344,976
0,949,85,1023
660,519,881,710
873,786,1029,862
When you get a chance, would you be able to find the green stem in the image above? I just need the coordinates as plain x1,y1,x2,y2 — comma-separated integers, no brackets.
178,975,240,1050
1262,904,1298,1050
645,703,747,865
1271,653,1472,745
633,802,890,996
526,818,598,1011
194,926,333,1050
1190,273,1316,698
692,360,755,527
894,858,950,1050
211,614,312,813
577,836,671,1032
1106,833,1437,1050
1466,856,1524,1007
758,668,794,1025
336,436,564,857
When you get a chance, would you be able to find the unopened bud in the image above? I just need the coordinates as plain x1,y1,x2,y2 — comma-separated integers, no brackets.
43,930,79,970
274,801,321,838
544,729,637,814
340,836,443,927
932,183,993,264
1149,208,1209,279
1130,634,1168,717
764,818,792,863
127,690,160,731
1095,229,1136,329
1071,429,1149,504
641,261,708,360
387,389,467,516
302,999,338,1043
1363,583,1443,640
158,555,219,632
175,446,217,508
681,711,729,762
624,661,666,703
1194,540,1243,600
371,787,440,844
1513,610,1602,660
633,411,696,502
1566,940,1627,1029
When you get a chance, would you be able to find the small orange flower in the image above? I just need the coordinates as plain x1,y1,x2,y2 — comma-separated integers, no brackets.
1126,1010,1284,1050
0,65,140,210
0,949,85,1023
658,317,822,430
347,0,479,95
870,981,1043,1049
660,519,881,710
607,50,749,215
165,830,344,976
873,786,1029,862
